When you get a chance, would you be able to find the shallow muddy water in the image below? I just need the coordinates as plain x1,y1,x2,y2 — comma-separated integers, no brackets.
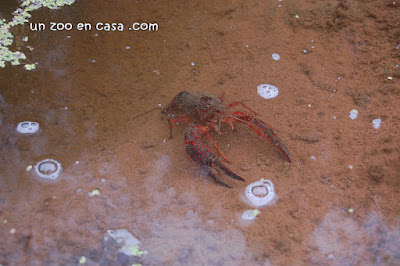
0,0,399,265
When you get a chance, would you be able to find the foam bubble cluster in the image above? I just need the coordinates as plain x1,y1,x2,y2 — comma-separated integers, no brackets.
16,121,39,134
257,84,279,99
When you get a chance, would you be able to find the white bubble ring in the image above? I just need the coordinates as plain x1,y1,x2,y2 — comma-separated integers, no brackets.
34,159,62,180
245,179,276,207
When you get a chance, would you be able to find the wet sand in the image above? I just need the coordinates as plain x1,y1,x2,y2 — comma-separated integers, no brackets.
0,0,399,264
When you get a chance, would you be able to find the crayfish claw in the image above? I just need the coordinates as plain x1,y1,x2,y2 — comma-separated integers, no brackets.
233,115,292,163
214,160,245,182
205,169,232,188
185,123,244,188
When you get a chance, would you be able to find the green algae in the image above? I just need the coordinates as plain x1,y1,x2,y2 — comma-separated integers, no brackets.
0,0,75,70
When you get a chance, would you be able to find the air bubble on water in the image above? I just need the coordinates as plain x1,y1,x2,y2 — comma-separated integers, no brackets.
34,159,62,180
244,179,276,207
257,84,279,99
16,121,39,134
372,118,381,129
349,109,358,120
272,53,280,60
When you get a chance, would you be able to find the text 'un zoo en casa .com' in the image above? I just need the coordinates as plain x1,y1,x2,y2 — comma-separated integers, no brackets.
29,22,159,32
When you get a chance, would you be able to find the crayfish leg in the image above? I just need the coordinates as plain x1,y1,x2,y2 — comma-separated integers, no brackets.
252,120,292,163
233,115,292,163
167,115,191,138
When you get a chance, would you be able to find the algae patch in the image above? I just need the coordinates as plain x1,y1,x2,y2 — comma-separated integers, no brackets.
0,0,76,69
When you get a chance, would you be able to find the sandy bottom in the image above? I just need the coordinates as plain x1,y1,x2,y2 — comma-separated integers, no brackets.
0,0,399,265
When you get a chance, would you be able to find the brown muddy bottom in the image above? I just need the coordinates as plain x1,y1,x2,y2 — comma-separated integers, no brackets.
0,0,399,265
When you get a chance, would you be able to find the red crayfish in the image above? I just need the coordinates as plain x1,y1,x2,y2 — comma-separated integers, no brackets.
162,91,291,188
